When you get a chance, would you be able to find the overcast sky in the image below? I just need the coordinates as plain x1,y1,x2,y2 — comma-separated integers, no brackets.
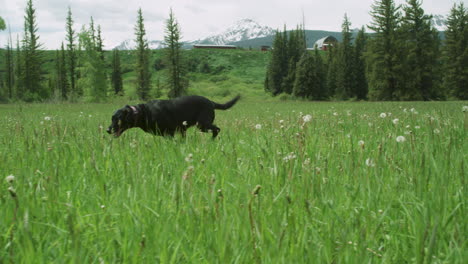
0,0,462,49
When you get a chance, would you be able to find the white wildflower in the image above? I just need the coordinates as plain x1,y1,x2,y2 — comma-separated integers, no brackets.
333,112,338,116
463,106,468,112
185,153,193,163
358,140,365,148
392,118,399,125
433,128,440,134
380,113,387,118
396,136,406,143
44,116,52,121
255,124,262,130
279,119,284,124
415,126,420,129
365,158,375,167
302,114,312,123
182,121,188,126
5,175,15,183
283,152,297,162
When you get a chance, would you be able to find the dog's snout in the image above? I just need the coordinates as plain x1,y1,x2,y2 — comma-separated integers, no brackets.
106,127,112,134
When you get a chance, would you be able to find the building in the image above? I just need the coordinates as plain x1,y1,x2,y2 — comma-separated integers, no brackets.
313,36,338,51
193,44,237,50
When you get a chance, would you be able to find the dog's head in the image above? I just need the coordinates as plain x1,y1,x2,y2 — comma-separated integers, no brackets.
107,105,139,137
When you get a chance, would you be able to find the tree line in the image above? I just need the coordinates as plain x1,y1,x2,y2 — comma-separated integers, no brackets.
0,0,187,102
265,0,467,101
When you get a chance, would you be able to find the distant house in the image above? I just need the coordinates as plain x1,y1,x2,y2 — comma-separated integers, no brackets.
193,44,237,50
261,45,271,51
313,36,338,51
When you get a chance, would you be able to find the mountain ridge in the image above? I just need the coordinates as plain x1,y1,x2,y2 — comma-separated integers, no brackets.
114,16,447,50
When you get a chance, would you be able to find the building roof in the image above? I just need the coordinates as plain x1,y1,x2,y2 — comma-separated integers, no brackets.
314,36,338,48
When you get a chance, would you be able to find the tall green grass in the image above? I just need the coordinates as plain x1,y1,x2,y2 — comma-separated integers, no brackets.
0,101,466,263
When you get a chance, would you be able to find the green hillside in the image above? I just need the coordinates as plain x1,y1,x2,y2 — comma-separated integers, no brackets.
0,48,272,101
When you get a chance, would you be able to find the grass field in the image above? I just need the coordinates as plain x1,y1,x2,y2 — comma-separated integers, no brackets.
0,100,466,263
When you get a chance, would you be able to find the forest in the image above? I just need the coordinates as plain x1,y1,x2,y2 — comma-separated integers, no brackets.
0,0,466,102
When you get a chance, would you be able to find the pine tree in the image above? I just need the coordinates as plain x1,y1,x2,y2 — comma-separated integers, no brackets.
265,27,289,95
135,8,152,100
111,49,124,95
164,9,187,98
313,48,327,100
96,25,105,61
0,16,5,30
78,20,107,102
353,27,368,100
21,0,45,101
293,52,314,98
443,3,467,99
326,45,338,97
400,0,441,100
283,26,306,94
15,36,24,98
55,43,69,99
335,14,355,99
5,30,15,99
366,0,402,100
66,7,78,97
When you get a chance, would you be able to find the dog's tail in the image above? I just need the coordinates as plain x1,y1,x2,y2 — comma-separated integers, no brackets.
212,95,241,110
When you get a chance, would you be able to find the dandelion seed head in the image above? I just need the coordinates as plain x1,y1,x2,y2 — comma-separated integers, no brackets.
463,106,468,112
358,140,365,147
185,153,193,162
302,114,312,123
5,175,15,183
255,124,262,130
44,116,51,121
396,135,406,143
379,113,387,118
365,158,375,167
392,118,399,125
182,121,188,126
433,128,440,134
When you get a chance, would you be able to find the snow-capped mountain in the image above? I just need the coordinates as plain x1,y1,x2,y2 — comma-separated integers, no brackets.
195,18,275,45
114,39,166,50
431,14,447,31
113,19,275,50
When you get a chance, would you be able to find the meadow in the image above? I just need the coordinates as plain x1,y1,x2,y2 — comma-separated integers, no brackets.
0,100,466,263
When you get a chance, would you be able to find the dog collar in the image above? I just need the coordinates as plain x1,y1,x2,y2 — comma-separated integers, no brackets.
129,106,139,114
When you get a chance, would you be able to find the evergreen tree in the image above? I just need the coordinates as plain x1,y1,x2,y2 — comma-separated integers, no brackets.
313,47,327,100
265,27,288,95
400,0,441,100
5,30,15,99
443,3,467,99
353,27,368,100
326,45,338,97
55,43,69,99
111,49,124,95
293,52,314,98
78,21,107,102
366,0,402,100
66,7,78,97
135,8,151,100
283,26,306,94
96,25,105,61
335,14,355,99
164,9,187,98
15,36,24,98
21,0,45,101
0,16,5,31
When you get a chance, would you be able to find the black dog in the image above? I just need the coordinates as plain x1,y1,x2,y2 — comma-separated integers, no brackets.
107,95,240,138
